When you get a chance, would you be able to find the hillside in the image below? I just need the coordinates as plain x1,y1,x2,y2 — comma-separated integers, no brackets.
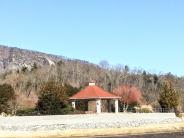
0,45,66,72
0,45,184,111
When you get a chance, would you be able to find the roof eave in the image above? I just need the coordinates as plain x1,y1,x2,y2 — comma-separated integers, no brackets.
69,97,121,100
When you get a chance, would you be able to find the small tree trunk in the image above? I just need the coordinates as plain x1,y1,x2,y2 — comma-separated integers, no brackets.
174,106,181,118
123,103,129,112
125,104,129,112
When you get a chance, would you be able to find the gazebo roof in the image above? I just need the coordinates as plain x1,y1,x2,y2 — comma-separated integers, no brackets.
69,83,121,100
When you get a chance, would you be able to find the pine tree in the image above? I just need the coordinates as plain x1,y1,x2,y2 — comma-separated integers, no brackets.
158,80,179,112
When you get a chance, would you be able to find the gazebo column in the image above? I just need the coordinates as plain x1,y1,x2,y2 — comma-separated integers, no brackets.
115,99,119,113
108,100,111,112
71,101,76,109
96,99,101,113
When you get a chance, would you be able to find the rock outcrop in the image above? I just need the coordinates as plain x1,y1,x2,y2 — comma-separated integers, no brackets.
0,45,63,73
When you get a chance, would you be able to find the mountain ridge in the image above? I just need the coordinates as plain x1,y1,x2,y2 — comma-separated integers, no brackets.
0,45,92,73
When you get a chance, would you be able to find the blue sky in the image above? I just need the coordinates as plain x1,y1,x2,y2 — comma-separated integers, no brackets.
0,0,184,76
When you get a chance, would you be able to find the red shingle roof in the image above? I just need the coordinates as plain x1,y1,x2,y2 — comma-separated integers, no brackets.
70,85,121,100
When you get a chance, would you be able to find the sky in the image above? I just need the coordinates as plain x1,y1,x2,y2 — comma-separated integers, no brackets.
0,0,184,76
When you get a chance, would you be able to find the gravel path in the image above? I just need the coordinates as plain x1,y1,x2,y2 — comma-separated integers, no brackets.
0,113,182,131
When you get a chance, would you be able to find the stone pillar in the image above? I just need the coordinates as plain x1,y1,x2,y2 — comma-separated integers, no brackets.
96,99,101,113
72,101,76,109
115,99,119,113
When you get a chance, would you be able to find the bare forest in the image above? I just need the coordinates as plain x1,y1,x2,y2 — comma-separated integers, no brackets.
0,46,184,111
0,58,184,111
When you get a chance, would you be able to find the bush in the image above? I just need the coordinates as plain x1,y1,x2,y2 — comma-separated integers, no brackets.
70,110,85,114
58,105,74,114
0,84,16,114
36,81,71,115
134,105,153,113
65,84,82,97
16,108,37,116
139,108,153,113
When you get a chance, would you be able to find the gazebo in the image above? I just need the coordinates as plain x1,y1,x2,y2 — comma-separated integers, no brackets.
69,82,121,113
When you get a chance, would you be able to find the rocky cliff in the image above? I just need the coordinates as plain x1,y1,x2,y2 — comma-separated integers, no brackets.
0,45,64,73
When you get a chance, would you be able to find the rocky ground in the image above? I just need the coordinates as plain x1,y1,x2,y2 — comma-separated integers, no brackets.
0,113,182,131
